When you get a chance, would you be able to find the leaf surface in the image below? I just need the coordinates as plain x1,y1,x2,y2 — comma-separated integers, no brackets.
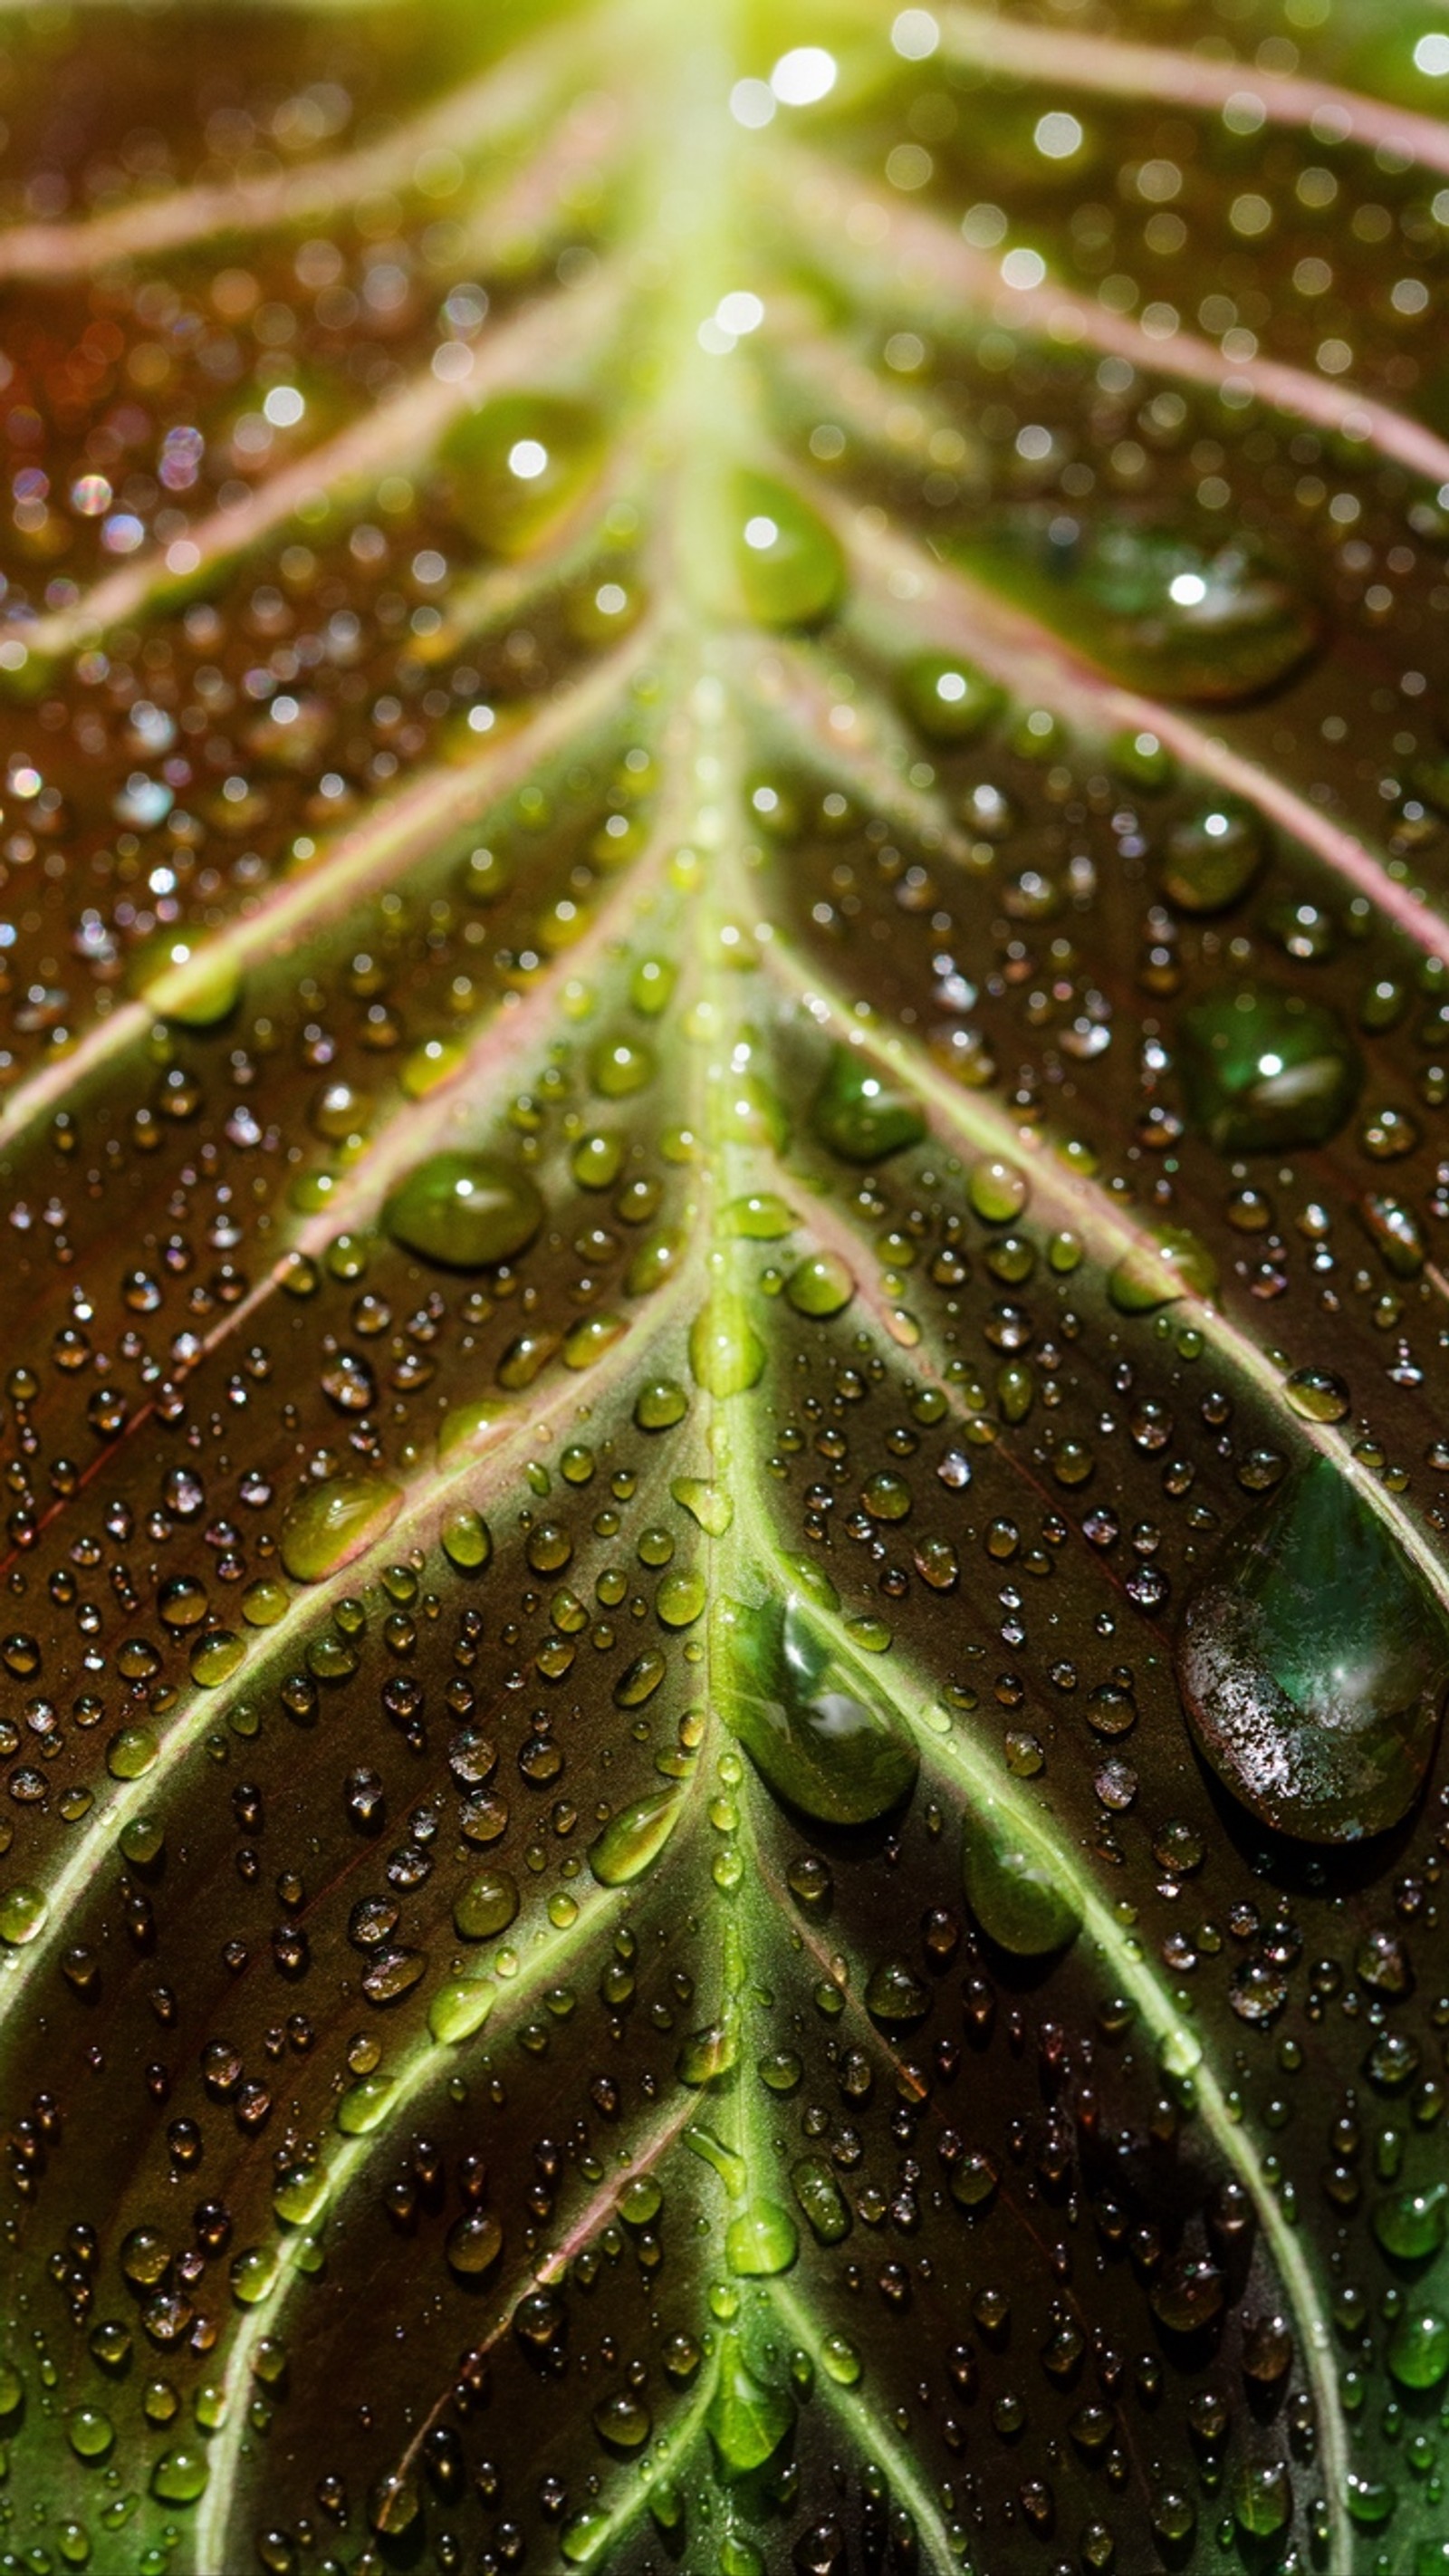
0,5,1447,2572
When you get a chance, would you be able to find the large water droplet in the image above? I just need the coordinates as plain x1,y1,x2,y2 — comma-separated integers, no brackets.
1108,1224,1218,1314
589,1789,683,1885
127,928,242,1027
897,650,1003,744
713,1589,918,1823
1158,800,1266,913
724,2199,799,2276
706,2333,795,2475
279,1473,403,1582
384,1153,543,1268
442,392,601,557
1180,986,1361,1152
688,1294,765,1397
812,1047,926,1163
961,1788,1080,1956
732,469,844,628
1176,1458,1449,1841
964,513,1320,702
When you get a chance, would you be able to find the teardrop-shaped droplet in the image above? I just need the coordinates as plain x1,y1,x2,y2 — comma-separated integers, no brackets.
437,1399,509,1467
1180,986,1361,1151
964,513,1320,703
792,2155,851,2244
721,1192,795,1239
706,2333,795,2475
279,1473,403,1582
428,1975,495,2044
812,1048,925,1163
589,1789,683,1885
1176,1457,1449,1841
732,469,844,629
1108,1224,1218,1314
961,1788,1080,1956
442,392,601,558
385,1153,543,1269
1158,801,1266,914
713,1591,918,1824
127,929,242,1028
897,650,1004,744
688,1294,765,1398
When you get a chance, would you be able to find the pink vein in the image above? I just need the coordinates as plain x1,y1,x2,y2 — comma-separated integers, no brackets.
840,509,1449,961
0,22,585,279
781,151,1449,490
0,624,648,1151
940,1,1449,178
5,263,625,668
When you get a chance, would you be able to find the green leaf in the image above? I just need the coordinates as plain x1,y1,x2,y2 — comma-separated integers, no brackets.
0,4,1447,2572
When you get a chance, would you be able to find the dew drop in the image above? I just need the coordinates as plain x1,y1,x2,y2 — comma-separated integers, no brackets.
812,1048,925,1163
589,1789,683,1885
732,469,844,628
384,1153,543,1269
127,929,242,1028
712,1590,917,1824
279,1473,402,1582
961,1789,1081,1956
1177,1458,1449,1841
1180,987,1361,1152
442,393,601,557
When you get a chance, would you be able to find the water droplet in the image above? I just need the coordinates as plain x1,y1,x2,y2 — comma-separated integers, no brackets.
1180,987,1361,1152
1387,2307,1449,2389
722,1192,795,1239
713,1590,918,1823
0,1884,48,1945
732,470,844,628
898,650,1003,743
725,2198,799,2275
442,393,601,557
1177,1458,1449,1841
151,2444,209,2504
961,1789,1080,1956
279,1473,402,1582
1372,2183,1448,2260
127,929,241,1027
428,1976,495,2044
689,1295,765,1397
1284,1365,1350,1424
968,1158,1029,1223
786,1252,854,1316
1158,802,1265,913
589,1789,683,1884
1108,1224,1217,1314
454,1870,518,1937
812,1048,925,1162
66,2406,113,2459
792,2156,851,2244
970,514,1320,702
437,1399,508,1467
441,1507,492,1571
706,2332,795,2474
384,1153,543,1268
446,2207,504,2278
189,1628,245,1687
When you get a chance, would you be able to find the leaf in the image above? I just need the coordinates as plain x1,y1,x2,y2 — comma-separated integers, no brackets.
0,4,1446,2572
